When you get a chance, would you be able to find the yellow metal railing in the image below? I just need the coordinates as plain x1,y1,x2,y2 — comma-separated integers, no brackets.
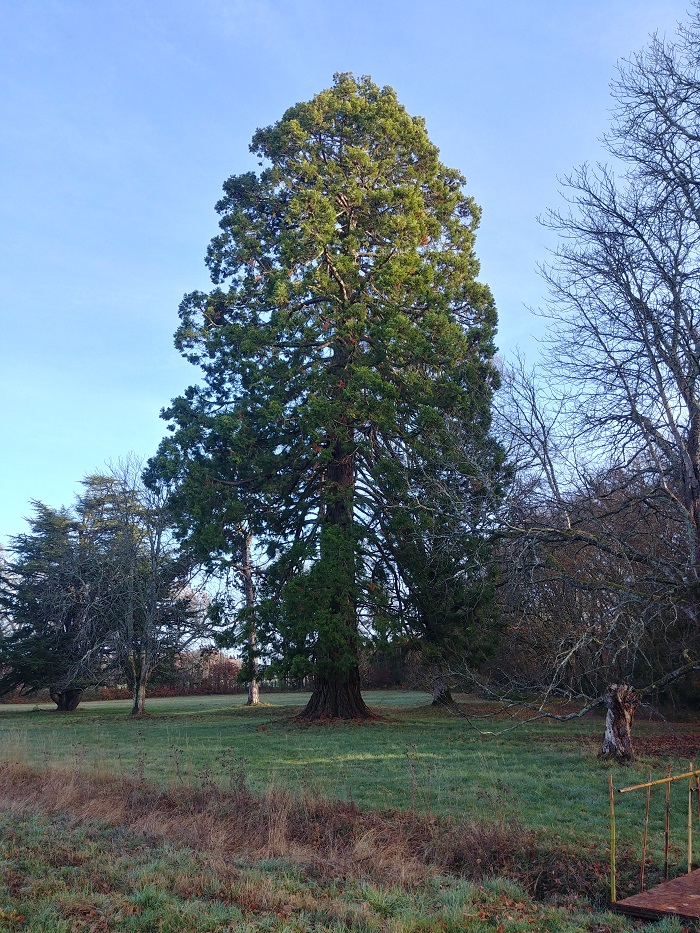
609,762,700,902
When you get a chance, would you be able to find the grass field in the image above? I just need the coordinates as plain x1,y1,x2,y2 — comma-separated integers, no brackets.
0,690,697,931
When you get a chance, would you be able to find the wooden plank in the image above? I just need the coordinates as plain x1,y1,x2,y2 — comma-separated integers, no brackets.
614,869,700,920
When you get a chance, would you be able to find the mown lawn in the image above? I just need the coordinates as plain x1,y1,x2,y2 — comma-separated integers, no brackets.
0,690,697,931
0,691,690,843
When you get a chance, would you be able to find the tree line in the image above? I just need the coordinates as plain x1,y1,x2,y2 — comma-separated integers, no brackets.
4,8,700,755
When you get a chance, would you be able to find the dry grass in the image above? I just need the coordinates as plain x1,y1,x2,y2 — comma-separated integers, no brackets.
0,760,610,902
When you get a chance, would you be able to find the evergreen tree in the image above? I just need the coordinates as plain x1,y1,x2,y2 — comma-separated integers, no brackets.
0,502,110,709
151,74,503,719
0,471,207,713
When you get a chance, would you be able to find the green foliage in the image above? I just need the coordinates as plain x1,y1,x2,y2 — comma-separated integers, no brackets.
0,502,110,698
149,74,504,708
0,473,204,707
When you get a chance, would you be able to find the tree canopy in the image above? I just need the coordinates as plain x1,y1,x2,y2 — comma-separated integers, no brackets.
0,502,105,710
149,73,505,719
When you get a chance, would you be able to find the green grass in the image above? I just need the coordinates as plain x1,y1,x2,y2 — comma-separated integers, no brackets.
0,690,697,931
0,809,686,932
0,691,687,845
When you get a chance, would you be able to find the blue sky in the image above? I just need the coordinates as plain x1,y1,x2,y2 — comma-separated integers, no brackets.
0,0,690,545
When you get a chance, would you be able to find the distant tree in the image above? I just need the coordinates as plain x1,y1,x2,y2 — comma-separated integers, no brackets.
0,546,15,638
0,503,112,710
0,465,210,714
366,427,504,705
145,438,263,706
78,463,210,716
150,73,503,719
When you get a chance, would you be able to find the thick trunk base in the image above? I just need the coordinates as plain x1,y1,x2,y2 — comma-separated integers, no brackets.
50,688,82,712
600,683,640,762
298,668,371,720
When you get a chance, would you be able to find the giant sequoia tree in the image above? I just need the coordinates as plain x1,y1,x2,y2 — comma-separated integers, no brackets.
152,74,502,719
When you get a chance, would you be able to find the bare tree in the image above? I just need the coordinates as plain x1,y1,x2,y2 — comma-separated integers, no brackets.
481,8,700,759
84,460,211,716
543,7,700,575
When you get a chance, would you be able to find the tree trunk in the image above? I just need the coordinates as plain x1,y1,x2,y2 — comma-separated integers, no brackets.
50,688,82,712
247,678,260,706
431,674,455,706
241,533,260,707
131,644,149,716
301,665,370,720
298,428,371,720
600,683,640,761
131,678,147,716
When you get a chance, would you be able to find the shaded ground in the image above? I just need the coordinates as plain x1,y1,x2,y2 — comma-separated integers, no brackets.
447,698,700,760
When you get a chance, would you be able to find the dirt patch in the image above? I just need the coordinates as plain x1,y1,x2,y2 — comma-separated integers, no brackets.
634,729,700,760
528,723,700,759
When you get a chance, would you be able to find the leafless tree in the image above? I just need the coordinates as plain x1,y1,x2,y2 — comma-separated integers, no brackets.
476,9,700,759
87,459,211,716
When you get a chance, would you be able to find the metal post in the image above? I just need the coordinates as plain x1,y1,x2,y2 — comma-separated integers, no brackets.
665,765,672,882
689,761,694,874
641,769,651,892
609,772,617,903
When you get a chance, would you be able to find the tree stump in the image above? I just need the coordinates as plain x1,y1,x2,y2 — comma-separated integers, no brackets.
600,683,640,761
431,675,455,706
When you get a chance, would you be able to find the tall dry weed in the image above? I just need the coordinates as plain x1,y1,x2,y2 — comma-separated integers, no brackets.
0,761,606,899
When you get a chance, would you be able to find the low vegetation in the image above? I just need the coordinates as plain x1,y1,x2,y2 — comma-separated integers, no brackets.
0,692,697,931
